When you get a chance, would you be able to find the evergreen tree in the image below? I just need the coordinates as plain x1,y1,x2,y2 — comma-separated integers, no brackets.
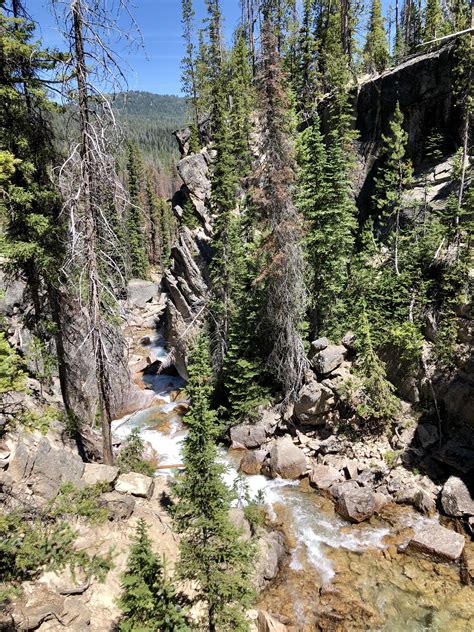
353,303,401,423
126,141,148,277
118,519,189,632
423,0,444,44
363,0,390,73
399,0,422,54
294,0,319,118
144,171,161,267
173,335,254,632
374,102,413,276
181,0,200,135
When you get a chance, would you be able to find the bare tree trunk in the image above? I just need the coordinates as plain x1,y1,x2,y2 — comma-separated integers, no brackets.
72,0,114,464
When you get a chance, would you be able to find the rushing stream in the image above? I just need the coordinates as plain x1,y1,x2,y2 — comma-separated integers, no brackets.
113,339,473,631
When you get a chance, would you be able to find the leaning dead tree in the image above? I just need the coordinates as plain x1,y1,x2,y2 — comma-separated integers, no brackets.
51,0,141,463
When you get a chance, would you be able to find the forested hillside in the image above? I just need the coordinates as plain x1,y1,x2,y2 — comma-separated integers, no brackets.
112,92,186,171
0,0,473,630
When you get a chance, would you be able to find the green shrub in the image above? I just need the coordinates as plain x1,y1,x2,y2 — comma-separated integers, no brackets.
48,482,109,525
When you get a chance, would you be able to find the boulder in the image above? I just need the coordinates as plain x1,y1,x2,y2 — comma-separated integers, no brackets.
230,425,267,449
344,459,359,480
310,464,342,490
239,450,267,476
0,272,26,316
127,279,159,308
414,489,437,516
342,331,356,350
268,437,307,480
229,508,252,542
416,423,439,449
309,337,329,355
336,487,376,523
294,378,335,425
405,522,465,562
99,491,135,520
81,463,119,487
254,531,286,590
441,476,474,517
115,472,155,498
257,611,288,632
311,345,347,375
329,480,360,500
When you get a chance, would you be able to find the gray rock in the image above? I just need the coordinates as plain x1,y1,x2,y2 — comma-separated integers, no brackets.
336,487,376,523
239,450,267,476
311,344,347,375
294,377,335,425
230,425,267,449
268,437,307,480
405,522,465,562
81,463,119,487
99,491,135,520
414,488,436,516
441,476,474,517
310,464,342,490
178,152,211,201
309,337,330,355
31,438,84,500
0,272,26,316
417,424,439,449
115,472,155,498
329,480,360,500
257,611,288,632
433,441,474,475
342,331,356,350
254,531,286,590
344,459,359,480
229,508,252,542
127,279,159,308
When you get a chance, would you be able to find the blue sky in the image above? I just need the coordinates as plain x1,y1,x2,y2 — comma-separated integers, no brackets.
27,1,393,96
27,0,242,95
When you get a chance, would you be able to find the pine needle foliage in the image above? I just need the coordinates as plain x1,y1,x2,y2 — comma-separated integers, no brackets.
173,335,255,632
118,519,189,632
126,141,148,277
363,0,390,73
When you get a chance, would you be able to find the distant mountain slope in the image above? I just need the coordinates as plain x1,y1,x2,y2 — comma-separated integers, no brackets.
112,92,187,172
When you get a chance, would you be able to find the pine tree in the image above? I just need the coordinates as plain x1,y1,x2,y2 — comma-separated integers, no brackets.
173,335,254,632
363,0,390,73
399,0,422,54
181,0,200,135
423,0,444,44
144,171,161,267
374,102,413,276
118,519,189,632
294,0,319,118
126,141,148,277
353,304,401,423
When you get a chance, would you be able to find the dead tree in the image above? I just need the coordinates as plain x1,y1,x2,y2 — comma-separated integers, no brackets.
52,0,140,463
253,7,309,402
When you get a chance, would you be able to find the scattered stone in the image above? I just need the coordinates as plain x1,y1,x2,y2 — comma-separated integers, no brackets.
441,476,474,517
81,463,119,487
311,344,347,375
115,472,154,498
99,491,135,520
268,437,307,480
294,377,335,425
342,331,356,350
374,492,389,513
239,450,267,476
414,489,436,516
405,522,465,562
416,424,439,449
257,610,288,632
310,464,342,490
230,424,267,449
336,487,376,523
344,460,359,480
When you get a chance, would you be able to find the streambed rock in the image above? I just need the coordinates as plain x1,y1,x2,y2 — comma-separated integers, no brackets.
254,531,286,590
257,610,288,632
405,523,465,562
239,450,267,475
268,437,307,480
231,424,267,449
441,476,474,517
336,487,376,523
310,464,342,490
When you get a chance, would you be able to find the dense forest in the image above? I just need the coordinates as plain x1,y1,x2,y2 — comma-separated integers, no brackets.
0,0,473,630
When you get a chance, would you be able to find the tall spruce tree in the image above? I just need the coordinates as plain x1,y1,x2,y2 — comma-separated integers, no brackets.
363,0,390,73
118,519,189,632
254,5,308,400
173,335,254,632
294,0,319,117
423,0,444,43
374,102,413,276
